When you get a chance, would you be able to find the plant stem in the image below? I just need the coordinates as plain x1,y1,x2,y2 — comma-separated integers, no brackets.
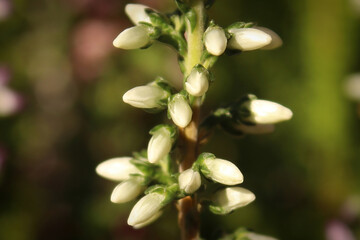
178,1,204,239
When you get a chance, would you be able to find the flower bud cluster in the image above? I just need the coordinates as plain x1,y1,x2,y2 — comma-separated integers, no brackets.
96,2,293,234
96,154,172,228
202,22,282,57
177,152,255,214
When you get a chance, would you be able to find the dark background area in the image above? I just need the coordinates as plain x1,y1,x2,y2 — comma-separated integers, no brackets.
0,0,360,239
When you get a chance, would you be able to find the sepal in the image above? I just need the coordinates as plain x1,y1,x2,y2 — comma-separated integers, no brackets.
174,0,190,13
226,21,255,31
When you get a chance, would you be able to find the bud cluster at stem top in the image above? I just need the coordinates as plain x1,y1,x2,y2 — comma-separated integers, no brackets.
94,1,293,233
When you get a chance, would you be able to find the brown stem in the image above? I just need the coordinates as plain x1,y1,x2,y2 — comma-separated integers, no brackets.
178,104,201,240
177,0,204,239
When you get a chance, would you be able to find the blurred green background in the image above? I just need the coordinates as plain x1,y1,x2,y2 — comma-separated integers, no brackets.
1,0,360,239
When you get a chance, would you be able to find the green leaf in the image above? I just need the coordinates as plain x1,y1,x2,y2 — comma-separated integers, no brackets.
169,12,186,32
185,9,197,32
196,152,216,176
130,158,156,177
157,34,187,56
146,9,171,29
174,0,190,13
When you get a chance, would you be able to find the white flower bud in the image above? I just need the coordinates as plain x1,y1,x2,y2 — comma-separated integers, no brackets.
254,27,283,50
125,4,152,25
246,232,278,240
133,210,163,229
202,158,243,185
96,157,142,181
210,187,255,214
168,94,192,128
147,127,172,163
185,66,209,97
178,169,201,194
243,99,293,124
110,178,144,203
128,192,165,227
113,26,150,50
204,27,227,56
123,85,170,109
228,28,271,51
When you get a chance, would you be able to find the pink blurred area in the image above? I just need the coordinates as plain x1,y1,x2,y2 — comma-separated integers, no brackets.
71,19,121,81
326,220,356,240
0,66,23,116
0,0,12,21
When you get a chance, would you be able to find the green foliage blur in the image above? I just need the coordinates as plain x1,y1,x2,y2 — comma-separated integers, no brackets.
1,0,360,239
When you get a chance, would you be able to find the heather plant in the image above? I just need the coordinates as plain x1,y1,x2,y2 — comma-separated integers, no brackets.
96,1,292,239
